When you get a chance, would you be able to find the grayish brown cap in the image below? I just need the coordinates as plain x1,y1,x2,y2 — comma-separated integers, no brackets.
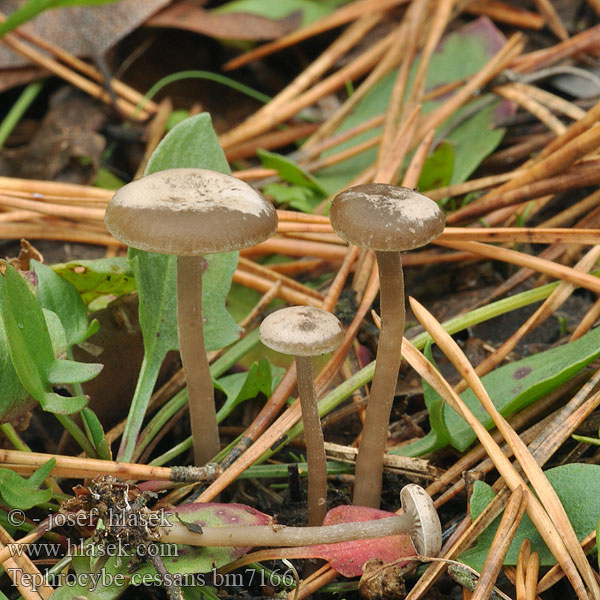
400,484,442,557
259,306,344,357
105,168,278,255
330,184,445,252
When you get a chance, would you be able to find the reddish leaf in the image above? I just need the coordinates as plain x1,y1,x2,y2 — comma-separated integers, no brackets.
259,506,417,577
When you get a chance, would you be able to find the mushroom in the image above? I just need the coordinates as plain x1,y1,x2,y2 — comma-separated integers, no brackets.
259,306,344,526
163,483,441,554
105,168,278,465
330,184,445,507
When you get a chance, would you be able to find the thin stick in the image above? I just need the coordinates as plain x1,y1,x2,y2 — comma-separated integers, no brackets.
434,239,600,294
0,448,219,482
494,84,566,135
526,552,540,600
0,10,157,114
401,337,590,600
413,34,525,146
516,539,531,600
465,0,545,28
447,155,600,224
223,0,409,70
531,0,569,40
0,31,150,120
232,270,322,308
408,298,600,600
0,523,53,599
375,103,422,184
403,130,436,188
537,532,597,593
453,245,600,393
220,25,396,149
471,486,528,600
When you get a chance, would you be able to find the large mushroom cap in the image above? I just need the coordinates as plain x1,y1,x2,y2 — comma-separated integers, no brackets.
400,484,442,557
330,184,445,252
105,168,278,255
259,306,344,357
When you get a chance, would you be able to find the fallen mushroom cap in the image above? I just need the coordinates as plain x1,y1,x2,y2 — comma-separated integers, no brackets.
400,484,442,557
105,168,278,255
259,306,344,356
330,184,445,252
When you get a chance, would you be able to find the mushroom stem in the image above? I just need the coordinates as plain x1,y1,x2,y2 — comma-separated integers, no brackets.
353,251,405,507
163,514,413,547
295,354,328,526
177,255,220,466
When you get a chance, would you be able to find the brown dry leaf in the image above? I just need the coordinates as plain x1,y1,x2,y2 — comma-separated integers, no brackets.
0,0,171,69
147,1,302,41
0,65,45,93
0,87,107,182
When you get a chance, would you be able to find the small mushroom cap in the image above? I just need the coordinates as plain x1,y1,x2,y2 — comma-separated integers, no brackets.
259,306,344,357
330,184,445,252
105,168,278,255
400,484,442,557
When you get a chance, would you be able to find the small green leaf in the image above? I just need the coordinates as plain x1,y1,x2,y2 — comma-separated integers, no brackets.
52,257,135,306
461,464,600,569
213,0,341,27
145,113,231,175
0,459,55,509
422,341,451,442
82,407,111,460
32,260,98,348
0,262,102,415
215,358,285,422
418,141,454,191
263,182,322,213
93,168,125,190
258,149,327,195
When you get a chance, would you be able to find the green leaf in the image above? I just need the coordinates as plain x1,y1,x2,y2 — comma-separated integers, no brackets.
460,464,600,570
0,0,121,37
50,553,127,600
93,168,125,190
117,113,240,461
213,0,342,27
397,325,600,455
82,407,111,460
258,149,327,195
263,182,323,213
422,341,451,440
0,459,55,509
215,358,285,422
52,257,135,306
52,503,272,598
0,262,102,415
0,319,32,420
32,260,98,348
145,113,231,174
200,254,242,351
418,141,454,191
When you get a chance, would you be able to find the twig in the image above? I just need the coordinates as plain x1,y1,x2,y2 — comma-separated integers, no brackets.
223,0,410,70
471,486,528,600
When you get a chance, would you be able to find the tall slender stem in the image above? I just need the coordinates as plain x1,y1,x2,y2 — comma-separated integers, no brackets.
165,513,412,547
177,255,219,466
295,355,328,526
353,251,404,507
